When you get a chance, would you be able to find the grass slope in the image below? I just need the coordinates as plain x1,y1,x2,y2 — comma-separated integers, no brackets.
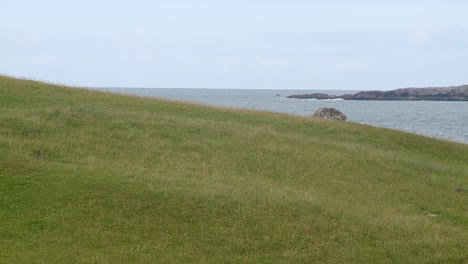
0,76,467,263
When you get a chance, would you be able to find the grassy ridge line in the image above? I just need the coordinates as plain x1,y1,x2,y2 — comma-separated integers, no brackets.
0,76,467,263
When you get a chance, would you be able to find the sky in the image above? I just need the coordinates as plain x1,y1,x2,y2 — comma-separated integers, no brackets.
1,0,468,90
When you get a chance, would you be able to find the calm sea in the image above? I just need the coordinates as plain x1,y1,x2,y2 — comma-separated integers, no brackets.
93,88,468,144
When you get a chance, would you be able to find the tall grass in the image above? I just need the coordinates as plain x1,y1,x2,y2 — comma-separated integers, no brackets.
0,75,467,263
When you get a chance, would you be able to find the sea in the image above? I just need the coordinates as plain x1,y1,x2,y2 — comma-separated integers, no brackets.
92,88,468,145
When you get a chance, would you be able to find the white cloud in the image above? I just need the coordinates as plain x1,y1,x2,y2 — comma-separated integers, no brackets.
406,21,454,47
335,63,369,71
30,55,56,65
219,57,242,72
259,58,289,69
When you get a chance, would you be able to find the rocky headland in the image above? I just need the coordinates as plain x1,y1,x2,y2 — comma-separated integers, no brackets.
287,85,468,101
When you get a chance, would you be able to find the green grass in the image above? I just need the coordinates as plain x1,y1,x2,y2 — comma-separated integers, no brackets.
0,75,467,263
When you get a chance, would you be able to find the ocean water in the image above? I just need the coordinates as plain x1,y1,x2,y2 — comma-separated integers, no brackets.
93,88,468,144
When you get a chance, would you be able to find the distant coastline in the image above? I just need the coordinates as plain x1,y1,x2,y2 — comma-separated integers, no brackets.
287,85,468,101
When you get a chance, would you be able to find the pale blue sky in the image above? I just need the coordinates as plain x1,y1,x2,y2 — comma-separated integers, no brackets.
1,0,468,89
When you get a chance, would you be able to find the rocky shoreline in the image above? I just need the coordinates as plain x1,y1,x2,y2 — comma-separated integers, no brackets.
287,85,468,101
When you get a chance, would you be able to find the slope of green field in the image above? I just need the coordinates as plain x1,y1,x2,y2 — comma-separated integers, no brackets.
0,76,467,263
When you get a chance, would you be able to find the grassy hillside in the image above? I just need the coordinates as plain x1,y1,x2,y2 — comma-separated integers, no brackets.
0,76,467,263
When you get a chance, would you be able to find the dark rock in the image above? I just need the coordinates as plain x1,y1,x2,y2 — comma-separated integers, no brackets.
287,85,468,101
349,91,384,100
340,94,354,100
350,86,468,101
312,107,347,121
287,93,339,100
35,150,44,159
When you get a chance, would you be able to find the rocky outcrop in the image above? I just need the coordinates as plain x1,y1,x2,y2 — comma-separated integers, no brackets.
349,86,468,101
288,85,468,101
287,93,340,100
312,108,347,121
